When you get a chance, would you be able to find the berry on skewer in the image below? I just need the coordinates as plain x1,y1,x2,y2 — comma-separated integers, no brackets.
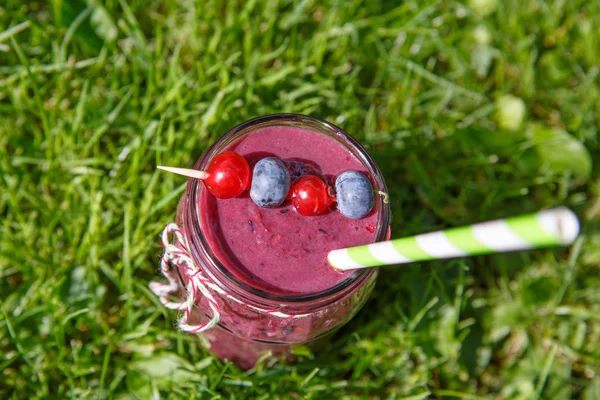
335,171,374,219
288,175,335,216
158,151,251,199
250,157,291,208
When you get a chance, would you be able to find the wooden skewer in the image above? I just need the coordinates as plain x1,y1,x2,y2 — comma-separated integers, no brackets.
157,166,210,180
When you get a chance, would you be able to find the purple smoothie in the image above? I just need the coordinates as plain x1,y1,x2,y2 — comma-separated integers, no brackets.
199,125,378,294
172,115,389,369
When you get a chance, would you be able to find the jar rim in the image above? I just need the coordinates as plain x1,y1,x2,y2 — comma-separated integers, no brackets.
183,114,390,307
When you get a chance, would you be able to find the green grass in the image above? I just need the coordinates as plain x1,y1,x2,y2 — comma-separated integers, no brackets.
1,0,599,398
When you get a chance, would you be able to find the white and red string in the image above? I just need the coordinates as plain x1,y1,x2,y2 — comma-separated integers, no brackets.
149,223,311,334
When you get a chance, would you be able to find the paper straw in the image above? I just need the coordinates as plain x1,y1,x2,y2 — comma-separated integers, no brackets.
328,207,580,270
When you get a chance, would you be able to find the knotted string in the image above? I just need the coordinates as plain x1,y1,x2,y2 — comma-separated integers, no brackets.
149,223,220,332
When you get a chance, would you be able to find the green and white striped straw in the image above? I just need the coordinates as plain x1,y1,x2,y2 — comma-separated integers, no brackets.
328,207,579,270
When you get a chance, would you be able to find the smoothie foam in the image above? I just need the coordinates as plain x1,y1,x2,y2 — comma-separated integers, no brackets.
199,125,378,294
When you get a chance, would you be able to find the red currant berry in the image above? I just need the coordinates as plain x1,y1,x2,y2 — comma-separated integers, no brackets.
204,151,251,199
288,175,334,216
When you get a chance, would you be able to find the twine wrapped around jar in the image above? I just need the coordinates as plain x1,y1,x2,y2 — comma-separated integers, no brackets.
149,223,312,334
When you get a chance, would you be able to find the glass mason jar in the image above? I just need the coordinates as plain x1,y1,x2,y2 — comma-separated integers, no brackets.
168,114,390,369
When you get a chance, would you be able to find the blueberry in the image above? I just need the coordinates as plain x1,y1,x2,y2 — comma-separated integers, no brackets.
335,171,374,219
250,157,291,208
